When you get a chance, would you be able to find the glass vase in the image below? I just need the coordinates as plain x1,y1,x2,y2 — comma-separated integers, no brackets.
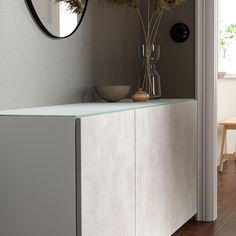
138,44,161,99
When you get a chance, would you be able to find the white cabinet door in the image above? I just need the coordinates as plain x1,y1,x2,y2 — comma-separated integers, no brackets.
171,102,197,229
79,110,135,236
136,105,173,236
136,101,197,236
0,117,76,236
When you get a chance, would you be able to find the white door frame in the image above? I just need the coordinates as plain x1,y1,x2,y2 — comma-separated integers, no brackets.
196,0,218,221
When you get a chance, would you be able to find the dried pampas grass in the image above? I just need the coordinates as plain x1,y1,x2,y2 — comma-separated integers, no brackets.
57,0,185,45
55,0,85,14
106,0,184,13
56,0,184,15
103,0,185,44
106,0,138,7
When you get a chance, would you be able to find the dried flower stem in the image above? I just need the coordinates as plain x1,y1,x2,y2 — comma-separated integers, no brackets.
136,7,148,44
149,13,161,45
148,11,155,36
147,0,150,44
151,12,163,45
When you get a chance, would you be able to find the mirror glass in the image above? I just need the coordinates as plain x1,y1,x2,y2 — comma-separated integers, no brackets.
26,0,88,38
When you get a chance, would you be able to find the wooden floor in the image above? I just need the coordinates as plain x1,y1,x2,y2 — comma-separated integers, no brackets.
172,161,236,236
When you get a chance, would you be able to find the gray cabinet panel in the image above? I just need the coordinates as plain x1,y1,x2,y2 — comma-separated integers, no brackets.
0,117,76,236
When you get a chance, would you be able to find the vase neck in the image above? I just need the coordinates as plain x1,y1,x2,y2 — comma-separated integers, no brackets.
138,44,160,64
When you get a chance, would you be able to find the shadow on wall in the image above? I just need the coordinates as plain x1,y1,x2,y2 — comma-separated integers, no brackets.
155,0,195,98
89,0,195,100
88,1,140,97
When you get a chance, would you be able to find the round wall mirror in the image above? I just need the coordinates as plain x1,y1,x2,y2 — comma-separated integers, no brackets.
25,0,88,38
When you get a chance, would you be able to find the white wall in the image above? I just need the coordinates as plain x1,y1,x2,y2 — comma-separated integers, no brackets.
0,1,139,110
217,79,236,162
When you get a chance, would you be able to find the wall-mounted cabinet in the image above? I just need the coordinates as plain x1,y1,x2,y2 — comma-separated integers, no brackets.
0,100,197,236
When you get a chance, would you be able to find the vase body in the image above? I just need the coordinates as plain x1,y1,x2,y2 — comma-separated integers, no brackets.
138,44,161,99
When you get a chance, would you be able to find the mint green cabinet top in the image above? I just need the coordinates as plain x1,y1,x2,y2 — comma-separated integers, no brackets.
0,99,195,118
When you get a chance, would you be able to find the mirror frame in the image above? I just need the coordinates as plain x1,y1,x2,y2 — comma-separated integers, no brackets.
25,0,89,39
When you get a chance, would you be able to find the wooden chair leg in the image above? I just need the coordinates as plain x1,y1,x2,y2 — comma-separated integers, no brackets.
220,127,227,172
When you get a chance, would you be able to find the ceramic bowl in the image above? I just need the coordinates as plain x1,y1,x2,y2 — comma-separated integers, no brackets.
95,85,131,102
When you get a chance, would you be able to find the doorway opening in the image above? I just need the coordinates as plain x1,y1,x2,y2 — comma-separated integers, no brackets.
217,0,236,233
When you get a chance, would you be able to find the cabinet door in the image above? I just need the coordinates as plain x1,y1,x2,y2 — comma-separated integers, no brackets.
0,117,76,236
136,102,197,236
136,105,173,236
79,110,135,236
171,102,197,228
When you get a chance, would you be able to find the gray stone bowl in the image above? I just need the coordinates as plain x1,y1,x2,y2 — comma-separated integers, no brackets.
95,85,131,102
